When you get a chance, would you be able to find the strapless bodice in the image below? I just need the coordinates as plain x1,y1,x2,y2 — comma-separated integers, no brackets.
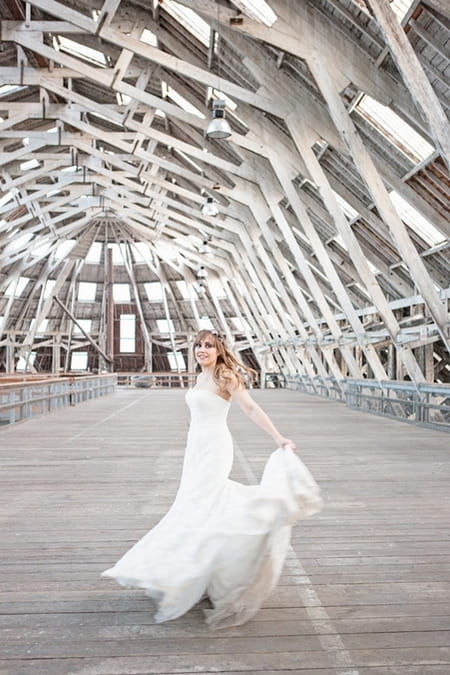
186,388,231,426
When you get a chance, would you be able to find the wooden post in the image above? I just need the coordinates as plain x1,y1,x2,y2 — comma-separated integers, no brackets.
106,247,115,371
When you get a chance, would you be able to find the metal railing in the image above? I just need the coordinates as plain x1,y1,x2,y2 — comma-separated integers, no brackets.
0,374,117,426
116,372,197,388
284,375,450,432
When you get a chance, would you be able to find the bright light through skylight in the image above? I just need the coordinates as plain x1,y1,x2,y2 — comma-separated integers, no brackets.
230,0,277,27
389,191,446,246
55,36,107,66
20,159,40,171
165,83,205,119
355,95,434,164
162,1,210,46
199,316,215,330
390,0,415,21
141,28,158,47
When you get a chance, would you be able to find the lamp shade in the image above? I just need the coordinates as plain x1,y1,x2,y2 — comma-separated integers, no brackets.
206,99,232,139
201,196,219,217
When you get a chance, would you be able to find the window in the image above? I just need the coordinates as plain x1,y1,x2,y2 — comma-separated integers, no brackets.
176,280,198,300
16,352,37,371
162,81,205,119
43,279,56,299
231,0,277,26
78,282,97,302
157,319,175,334
55,36,107,66
30,318,49,333
161,0,210,46
73,319,92,336
120,314,136,353
71,352,88,370
145,282,164,302
389,191,445,246
168,351,186,371
20,159,40,171
133,242,151,263
198,316,215,330
208,278,227,299
113,284,131,302
55,239,75,260
108,243,128,265
86,241,103,264
355,95,433,164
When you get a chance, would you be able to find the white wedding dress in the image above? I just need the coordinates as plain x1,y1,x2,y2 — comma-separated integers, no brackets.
102,388,322,628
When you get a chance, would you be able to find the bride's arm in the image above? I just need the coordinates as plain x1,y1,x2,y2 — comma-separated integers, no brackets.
231,386,296,450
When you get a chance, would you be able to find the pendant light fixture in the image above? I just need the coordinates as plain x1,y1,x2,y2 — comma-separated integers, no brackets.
206,99,232,139
201,196,219,217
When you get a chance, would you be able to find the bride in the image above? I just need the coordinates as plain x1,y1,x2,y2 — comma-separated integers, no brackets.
102,329,321,629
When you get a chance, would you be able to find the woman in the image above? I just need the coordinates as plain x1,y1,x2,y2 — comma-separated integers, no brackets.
102,329,321,628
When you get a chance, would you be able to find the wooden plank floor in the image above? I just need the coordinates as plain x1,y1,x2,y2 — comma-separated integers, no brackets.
1,388,449,675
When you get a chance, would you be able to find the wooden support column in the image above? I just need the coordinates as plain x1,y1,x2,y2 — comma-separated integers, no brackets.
366,0,450,168
105,247,115,371
6,333,15,374
52,335,61,374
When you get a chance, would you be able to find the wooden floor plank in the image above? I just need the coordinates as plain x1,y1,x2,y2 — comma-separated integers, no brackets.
1,388,449,674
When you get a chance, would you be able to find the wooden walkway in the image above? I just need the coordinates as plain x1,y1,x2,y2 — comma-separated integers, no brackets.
1,388,449,675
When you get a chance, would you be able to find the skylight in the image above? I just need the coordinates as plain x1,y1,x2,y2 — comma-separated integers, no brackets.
334,191,359,220
78,282,97,302
55,239,76,260
132,242,152,264
157,318,175,334
168,351,186,371
0,84,25,98
176,280,198,300
113,283,131,302
20,159,40,171
86,241,103,264
141,28,158,47
30,318,49,334
145,282,165,302
355,95,434,164
109,243,128,265
230,0,277,27
390,0,415,21
71,352,88,370
208,277,227,299
73,319,92,336
163,82,205,119
389,191,446,246
43,279,56,299
162,1,210,47
199,316,215,330
54,36,107,66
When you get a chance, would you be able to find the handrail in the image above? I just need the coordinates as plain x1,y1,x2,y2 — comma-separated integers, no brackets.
284,374,450,432
0,374,117,426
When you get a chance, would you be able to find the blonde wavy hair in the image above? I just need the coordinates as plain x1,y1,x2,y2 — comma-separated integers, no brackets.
193,330,257,392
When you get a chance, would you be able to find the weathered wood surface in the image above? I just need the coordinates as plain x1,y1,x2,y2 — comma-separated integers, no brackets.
1,388,449,674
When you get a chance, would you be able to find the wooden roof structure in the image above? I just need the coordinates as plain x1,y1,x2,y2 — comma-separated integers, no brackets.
0,0,449,382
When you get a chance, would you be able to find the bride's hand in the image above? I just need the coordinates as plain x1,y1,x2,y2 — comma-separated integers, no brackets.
277,437,296,451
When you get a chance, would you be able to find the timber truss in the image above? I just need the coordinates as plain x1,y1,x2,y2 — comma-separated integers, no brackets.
0,0,449,383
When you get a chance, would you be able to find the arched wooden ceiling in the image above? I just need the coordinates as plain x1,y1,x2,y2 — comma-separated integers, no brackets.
0,0,449,382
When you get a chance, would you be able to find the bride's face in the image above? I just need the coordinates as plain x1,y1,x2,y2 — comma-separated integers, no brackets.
194,334,218,369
